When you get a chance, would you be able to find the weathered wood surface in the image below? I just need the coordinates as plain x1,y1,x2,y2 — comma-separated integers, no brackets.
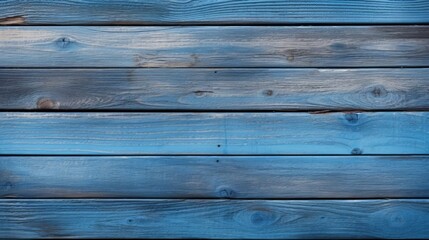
1,0,429,25
1,156,429,199
1,26,428,67
1,68,429,110
1,199,428,239
0,112,428,155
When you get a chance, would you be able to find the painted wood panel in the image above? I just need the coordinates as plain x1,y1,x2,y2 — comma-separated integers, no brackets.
1,0,429,25
1,156,429,199
0,112,428,155
1,26,428,67
1,199,428,239
1,68,429,110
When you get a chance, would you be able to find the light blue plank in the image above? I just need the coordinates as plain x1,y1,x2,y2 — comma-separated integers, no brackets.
1,68,429,110
1,156,429,198
1,26,428,67
1,0,429,25
0,112,428,154
1,199,429,239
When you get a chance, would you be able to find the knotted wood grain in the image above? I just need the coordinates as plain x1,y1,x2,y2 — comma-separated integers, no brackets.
1,68,428,110
0,112,428,155
1,199,428,239
1,156,429,199
1,26,428,67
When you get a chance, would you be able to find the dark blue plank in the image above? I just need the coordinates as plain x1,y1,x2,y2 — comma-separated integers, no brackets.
1,0,429,25
1,68,429,110
0,112,428,155
1,199,428,239
1,26,428,67
1,156,429,198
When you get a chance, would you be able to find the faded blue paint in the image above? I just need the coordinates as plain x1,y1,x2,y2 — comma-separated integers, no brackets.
0,112,428,155
1,199,429,239
1,1,429,239
1,156,429,198
0,26,428,67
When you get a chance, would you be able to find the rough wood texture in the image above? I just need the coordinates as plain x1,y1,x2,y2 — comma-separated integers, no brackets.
1,156,429,199
1,199,429,239
1,0,429,25
1,26,428,67
1,68,429,110
0,112,428,155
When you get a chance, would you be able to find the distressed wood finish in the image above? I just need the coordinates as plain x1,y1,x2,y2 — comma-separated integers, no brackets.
1,68,429,110
1,0,429,25
1,26,429,68
1,199,428,239
0,112,428,155
1,156,429,199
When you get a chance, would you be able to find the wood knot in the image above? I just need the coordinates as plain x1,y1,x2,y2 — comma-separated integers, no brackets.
330,42,349,50
233,207,279,228
345,113,359,124
56,37,72,49
351,148,363,155
371,85,388,98
193,90,214,97
249,209,277,226
263,90,273,96
216,186,235,198
37,98,59,109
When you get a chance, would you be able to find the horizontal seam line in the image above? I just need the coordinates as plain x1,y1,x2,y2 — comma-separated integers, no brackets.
1,154,429,157
4,23,429,27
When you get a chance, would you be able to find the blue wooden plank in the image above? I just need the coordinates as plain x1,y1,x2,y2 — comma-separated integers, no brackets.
1,26,428,67
1,199,428,239
1,0,429,25
0,112,428,155
1,68,429,110
1,156,429,198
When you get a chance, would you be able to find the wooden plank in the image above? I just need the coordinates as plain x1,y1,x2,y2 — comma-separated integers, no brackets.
1,68,429,110
0,112,428,155
1,199,428,239
1,0,429,25
1,26,428,68
1,156,429,199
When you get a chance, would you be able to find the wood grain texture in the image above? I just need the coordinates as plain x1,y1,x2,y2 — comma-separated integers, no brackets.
0,112,428,155
1,199,429,239
1,156,429,199
1,68,429,110
1,0,429,25
1,26,428,67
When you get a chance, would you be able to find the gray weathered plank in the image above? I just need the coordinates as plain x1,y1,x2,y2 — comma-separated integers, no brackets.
0,112,428,155
1,26,428,67
1,156,429,199
1,199,428,239
1,0,429,25
1,68,429,110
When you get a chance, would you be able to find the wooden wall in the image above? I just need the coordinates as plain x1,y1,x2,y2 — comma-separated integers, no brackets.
1,1,428,239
